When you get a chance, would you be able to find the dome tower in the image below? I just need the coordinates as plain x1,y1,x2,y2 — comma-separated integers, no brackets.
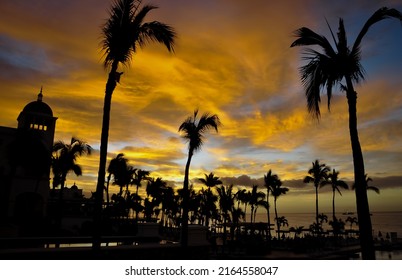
17,87,58,150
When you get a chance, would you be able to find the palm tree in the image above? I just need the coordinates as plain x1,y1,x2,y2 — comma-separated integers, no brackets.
178,110,221,247
216,184,235,246
132,168,150,221
289,226,304,238
249,185,266,224
275,216,289,239
52,137,92,199
198,172,222,229
346,216,359,230
264,170,280,239
235,188,250,222
132,169,151,196
352,174,380,194
291,7,402,259
199,188,218,226
94,0,176,248
105,153,127,207
271,178,289,239
321,169,349,221
52,137,92,229
303,160,329,227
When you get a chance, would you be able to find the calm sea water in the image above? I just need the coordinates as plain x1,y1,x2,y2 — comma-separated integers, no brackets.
254,211,402,239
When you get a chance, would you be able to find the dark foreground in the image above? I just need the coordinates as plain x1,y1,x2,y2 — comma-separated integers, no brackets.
0,235,401,260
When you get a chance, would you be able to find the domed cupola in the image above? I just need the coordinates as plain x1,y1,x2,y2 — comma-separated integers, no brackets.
21,89,54,117
17,87,58,148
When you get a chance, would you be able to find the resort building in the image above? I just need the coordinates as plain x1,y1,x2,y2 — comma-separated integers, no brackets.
0,89,57,221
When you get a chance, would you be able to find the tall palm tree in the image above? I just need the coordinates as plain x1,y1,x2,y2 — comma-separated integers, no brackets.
303,160,329,227
321,169,349,221
264,169,279,239
291,7,402,259
271,178,289,239
94,0,176,248
198,172,222,229
178,110,221,247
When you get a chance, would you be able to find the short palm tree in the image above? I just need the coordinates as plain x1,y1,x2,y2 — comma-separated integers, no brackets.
132,168,151,221
303,160,329,226
346,216,359,230
216,184,235,245
249,185,266,224
321,169,349,221
52,137,92,198
271,178,289,239
237,188,252,223
178,110,221,247
275,216,289,239
291,7,402,259
352,174,380,194
52,137,92,228
106,153,127,207
199,172,222,229
94,0,175,248
264,169,280,239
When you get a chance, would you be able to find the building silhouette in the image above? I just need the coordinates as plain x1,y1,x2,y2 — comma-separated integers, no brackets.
0,88,57,224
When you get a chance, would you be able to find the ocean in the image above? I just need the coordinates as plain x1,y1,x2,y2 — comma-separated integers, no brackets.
254,211,402,239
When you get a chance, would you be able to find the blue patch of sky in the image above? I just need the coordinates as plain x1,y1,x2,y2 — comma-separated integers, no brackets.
0,34,60,74
360,107,402,129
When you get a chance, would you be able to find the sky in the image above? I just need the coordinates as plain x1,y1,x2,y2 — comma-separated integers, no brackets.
1,0,402,214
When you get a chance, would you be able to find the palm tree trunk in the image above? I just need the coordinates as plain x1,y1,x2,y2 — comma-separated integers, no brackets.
346,84,375,260
181,150,193,247
274,198,279,239
105,174,111,208
244,203,248,223
205,187,210,231
332,188,336,221
315,185,319,226
266,192,271,240
93,60,119,251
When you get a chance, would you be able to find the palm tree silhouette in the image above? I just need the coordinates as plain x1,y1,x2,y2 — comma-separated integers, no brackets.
275,216,288,239
264,169,280,239
106,153,127,207
303,160,329,227
321,169,349,221
52,137,92,230
52,137,92,199
249,184,266,224
346,216,358,230
216,184,235,246
199,172,222,229
352,174,380,194
291,7,402,259
94,0,176,248
235,188,250,222
178,110,220,247
199,187,218,228
271,177,289,239
132,168,151,221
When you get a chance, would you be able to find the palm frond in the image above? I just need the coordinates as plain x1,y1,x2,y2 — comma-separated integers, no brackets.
353,7,402,54
291,27,336,57
138,21,176,52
